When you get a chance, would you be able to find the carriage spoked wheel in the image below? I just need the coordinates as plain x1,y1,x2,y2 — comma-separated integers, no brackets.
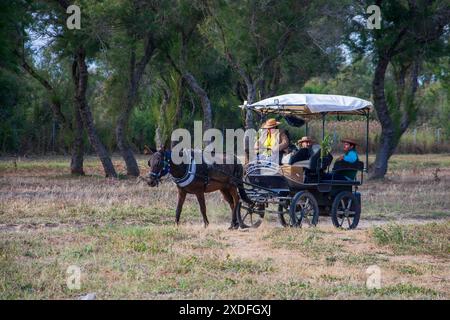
236,201,264,229
289,191,319,228
331,191,361,229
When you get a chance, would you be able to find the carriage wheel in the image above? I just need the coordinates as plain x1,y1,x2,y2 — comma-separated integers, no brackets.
289,191,319,228
236,201,264,229
278,203,293,227
331,191,361,229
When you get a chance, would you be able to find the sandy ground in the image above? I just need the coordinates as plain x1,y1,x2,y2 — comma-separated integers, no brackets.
0,154,449,299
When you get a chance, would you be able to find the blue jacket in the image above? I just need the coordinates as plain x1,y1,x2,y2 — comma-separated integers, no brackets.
341,149,359,180
343,149,358,163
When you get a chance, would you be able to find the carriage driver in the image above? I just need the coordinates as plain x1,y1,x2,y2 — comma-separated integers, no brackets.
323,138,360,181
336,138,359,180
254,118,290,164
338,138,359,163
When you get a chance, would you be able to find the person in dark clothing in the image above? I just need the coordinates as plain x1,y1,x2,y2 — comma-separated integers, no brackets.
335,138,359,180
323,138,360,181
289,136,314,164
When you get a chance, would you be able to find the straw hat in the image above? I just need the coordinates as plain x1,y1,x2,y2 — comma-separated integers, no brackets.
341,138,358,146
261,118,281,129
297,136,314,144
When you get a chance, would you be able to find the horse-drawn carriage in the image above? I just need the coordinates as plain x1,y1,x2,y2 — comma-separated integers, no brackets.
236,94,372,230
146,93,372,230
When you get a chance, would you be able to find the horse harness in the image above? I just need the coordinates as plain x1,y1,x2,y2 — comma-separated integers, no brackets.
154,151,210,190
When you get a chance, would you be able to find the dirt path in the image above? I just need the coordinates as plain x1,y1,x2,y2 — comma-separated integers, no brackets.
0,216,448,233
2,211,449,233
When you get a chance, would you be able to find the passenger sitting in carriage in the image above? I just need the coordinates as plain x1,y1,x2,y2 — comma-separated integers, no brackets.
323,138,360,181
254,118,290,164
288,136,314,164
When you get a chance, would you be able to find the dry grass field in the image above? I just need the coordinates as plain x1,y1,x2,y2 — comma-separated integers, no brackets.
0,154,449,299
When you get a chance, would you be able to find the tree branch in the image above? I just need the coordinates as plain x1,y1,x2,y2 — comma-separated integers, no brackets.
16,51,69,128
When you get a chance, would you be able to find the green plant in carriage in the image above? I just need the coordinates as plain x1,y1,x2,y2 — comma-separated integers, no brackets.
319,134,334,170
320,134,334,158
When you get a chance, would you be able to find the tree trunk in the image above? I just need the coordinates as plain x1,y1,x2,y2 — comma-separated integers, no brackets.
245,81,256,130
370,56,393,179
115,35,155,177
155,89,169,148
242,80,257,164
370,127,398,178
116,115,139,176
221,45,256,130
20,58,85,175
183,72,213,131
70,106,85,175
73,47,117,178
370,56,420,179
116,59,140,177
116,47,139,177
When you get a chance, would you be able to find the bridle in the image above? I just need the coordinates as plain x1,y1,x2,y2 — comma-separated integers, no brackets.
148,151,171,184
148,150,201,188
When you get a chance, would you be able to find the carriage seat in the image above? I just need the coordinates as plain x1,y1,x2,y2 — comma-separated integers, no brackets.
290,144,320,169
319,160,365,185
291,145,333,173
332,160,364,175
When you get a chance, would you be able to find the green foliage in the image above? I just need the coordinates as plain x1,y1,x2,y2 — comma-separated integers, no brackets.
201,0,343,98
0,0,448,156
0,71,24,152
343,0,449,141
0,0,33,70
320,134,333,157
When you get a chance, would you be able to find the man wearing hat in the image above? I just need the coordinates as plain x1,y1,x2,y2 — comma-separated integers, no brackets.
254,118,290,164
327,138,359,181
288,136,314,164
339,138,359,163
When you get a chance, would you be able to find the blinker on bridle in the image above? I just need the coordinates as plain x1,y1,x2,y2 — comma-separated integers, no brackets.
149,151,170,183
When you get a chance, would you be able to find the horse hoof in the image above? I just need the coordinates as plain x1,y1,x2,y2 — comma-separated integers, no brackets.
203,223,209,228
228,224,239,230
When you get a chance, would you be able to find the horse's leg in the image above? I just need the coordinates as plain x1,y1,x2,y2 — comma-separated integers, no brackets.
220,189,238,230
228,187,241,229
195,192,209,228
175,188,187,225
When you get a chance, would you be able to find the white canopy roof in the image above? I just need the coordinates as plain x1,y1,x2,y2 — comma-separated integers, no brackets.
244,94,372,116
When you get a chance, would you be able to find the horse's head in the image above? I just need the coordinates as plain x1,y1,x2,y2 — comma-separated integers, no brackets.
146,147,169,187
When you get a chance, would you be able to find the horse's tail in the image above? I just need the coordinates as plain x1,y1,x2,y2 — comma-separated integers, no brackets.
238,185,253,205
233,161,253,205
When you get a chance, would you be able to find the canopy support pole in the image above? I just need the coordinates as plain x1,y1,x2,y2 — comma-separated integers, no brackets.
305,121,309,136
365,111,369,173
319,113,327,181
321,113,326,140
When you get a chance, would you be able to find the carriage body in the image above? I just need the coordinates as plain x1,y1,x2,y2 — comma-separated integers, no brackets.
236,94,371,229
239,159,363,229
